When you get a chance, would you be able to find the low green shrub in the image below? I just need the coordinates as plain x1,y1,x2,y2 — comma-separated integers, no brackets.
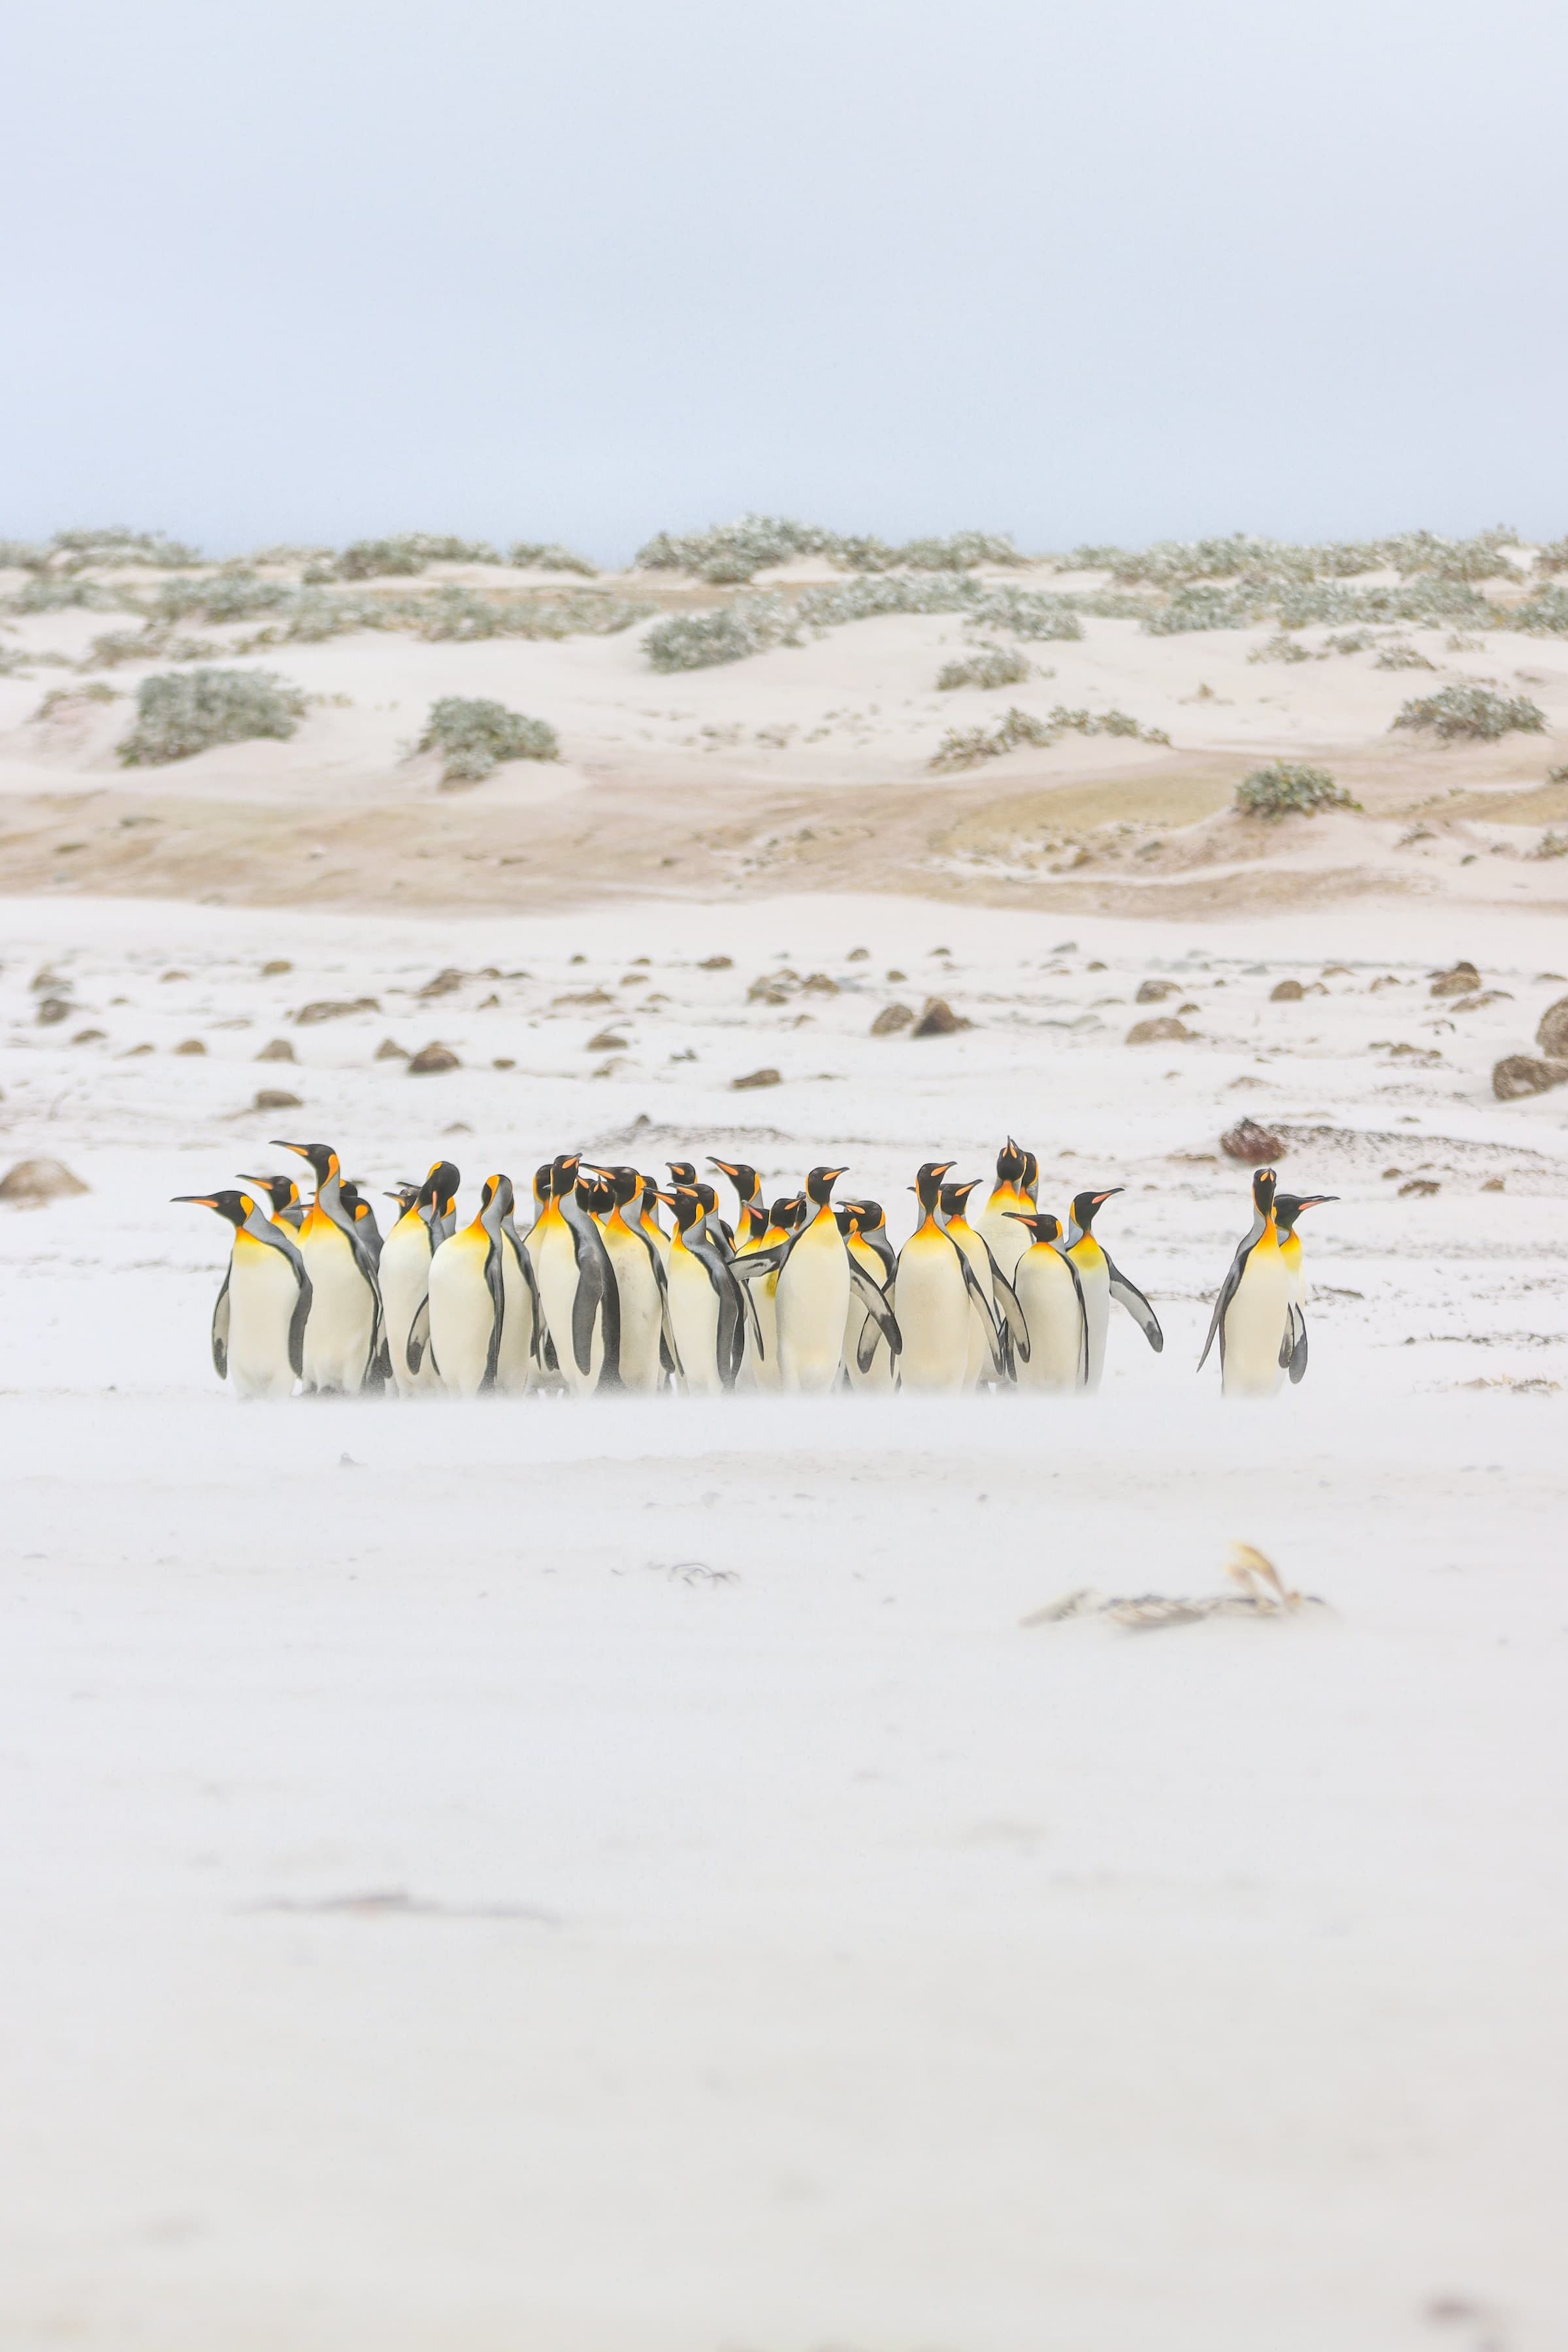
634,514,1026,585
508,541,598,576
645,601,795,671
937,645,1031,690
416,696,559,785
931,704,1169,771
335,533,500,580
1235,761,1359,819
1373,643,1436,670
118,667,306,764
1391,684,1545,742
1248,633,1315,665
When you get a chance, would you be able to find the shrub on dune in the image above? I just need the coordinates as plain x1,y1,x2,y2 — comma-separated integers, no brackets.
1390,684,1545,742
416,696,560,787
508,541,598,577
117,667,307,764
1234,761,1359,820
335,533,502,580
936,645,1032,691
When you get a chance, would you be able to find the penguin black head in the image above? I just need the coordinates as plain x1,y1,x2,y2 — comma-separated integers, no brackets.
805,1165,846,1207
1070,1186,1122,1233
237,1172,301,1215
710,1158,760,1204
384,1181,421,1215
1273,1191,1334,1236
417,1159,460,1215
579,1172,615,1217
1021,1149,1039,1193
667,1160,698,1188
834,1203,857,1237
661,1186,705,1233
1005,1210,1064,1245
914,1160,956,1213
480,1173,514,1221
769,1194,806,1233
939,1179,981,1221
272,1141,338,1188
595,1165,641,1209
1251,1167,1278,1218
173,1188,255,1230
844,1198,885,1232
995,1136,1027,1185
338,1179,361,1211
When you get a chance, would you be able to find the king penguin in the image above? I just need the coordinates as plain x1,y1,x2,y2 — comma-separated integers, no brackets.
1271,1190,1335,1386
1197,1167,1292,1399
661,1185,746,1394
237,1171,306,1231
273,1141,382,1393
424,1173,510,1397
1004,1211,1089,1392
976,1138,1038,1282
773,1166,855,1394
591,1164,676,1394
527,1153,621,1395
840,1199,898,1392
381,1160,458,1396
891,1162,977,1394
174,1188,312,1399
1064,1188,1164,1392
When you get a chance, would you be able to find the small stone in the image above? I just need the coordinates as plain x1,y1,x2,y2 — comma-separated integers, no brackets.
698,954,733,970
36,996,71,1026
374,1038,410,1061
1494,1054,1568,1100
408,1043,460,1075
802,973,839,995
731,1067,782,1090
1382,1167,1402,1180
255,1037,295,1062
173,1038,206,1055
1,1156,90,1205
871,1003,915,1036
1399,1178,1441,1197
911,997,970,1037
31,968,67,993
1086,960,1107,972
886,968,907,982
493,1056,515,1070
295,997,379,1024
1127,1016,1193,1045
1429,961,1480,998
1135,979,1177,1004
1269,979,1305,1002
587,1030,628,1051
1481,1176,1505,1191
70,1028,105,1045
1221,1117,1284,1164
1536,996,1568,1060
261,958,292,977
252,1088,302,1111
418,968,465,998
847,947,870,962
159,970,189,983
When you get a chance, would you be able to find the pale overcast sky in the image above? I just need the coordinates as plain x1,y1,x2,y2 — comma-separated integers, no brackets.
4,0,1565,560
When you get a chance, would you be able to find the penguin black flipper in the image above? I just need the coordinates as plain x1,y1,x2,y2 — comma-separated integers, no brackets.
848,1259,902,1360
731,1241,789,1281
481,1235,506,1392
211,1267,231,1380
1288,1304,1309,1384
503,1223,545,1365
734,1264,765,1365
570,1250,606,1379
1103,1251,1164,1353
287,1268,314,1380
1197,1235,1254,1372
983,1246,1030,1367
951,1241,1004,1375
406,1295,433,1377
1062,1247,1092,1388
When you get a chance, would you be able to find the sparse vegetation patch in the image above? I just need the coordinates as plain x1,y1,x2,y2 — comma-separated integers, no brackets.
1391,685,1546,742
335,534,500,580
1234,761,1359,820
118,667,307,765
508,541,598,576
931,704,1170,771
634,514,1025,585
416,696,560,786
937,645,1032,691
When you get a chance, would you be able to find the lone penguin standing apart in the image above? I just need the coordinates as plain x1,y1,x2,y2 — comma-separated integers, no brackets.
1198,1166,1294,1398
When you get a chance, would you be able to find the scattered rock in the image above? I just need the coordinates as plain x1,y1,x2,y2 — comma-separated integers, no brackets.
1481,1176,1505,1191
478,992,501,1010
252,1088,302,1111
493,1056,515,1070
418,968,465,998
912,997,971,1037
261,958,293,977
802,973,839,995
255,1037,296,1062
698,954,732,970
1493,1054,1568,1100
1429,961,1480,998
374,1037,410,1061
1399,1178,1441,1197
587,1030,628,1052
731,1067,782,1090
1382,1167,1402,1179
887,968,907,982
871,1003,915,1036
1220,1117,1285,1164
408,1043,460,1075
847,947,869,962
1536,996,1568,1060
1134,979,1177,1003
0,1156,90,1206
1126,1016,1193,1045
30,968,67,993
71,1027,106,1045
294,997,379,1024
552,987,613,1008
1269,979,1305,1002
173,1037,206,1055
159,970,189,983
36,996,71,1026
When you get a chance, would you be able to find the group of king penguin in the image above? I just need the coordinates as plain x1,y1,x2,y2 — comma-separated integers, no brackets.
174,1137,1331,1403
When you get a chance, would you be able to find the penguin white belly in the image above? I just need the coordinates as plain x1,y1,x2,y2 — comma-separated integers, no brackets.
893,1233,970,1394
977,1206,1029,1284
1014,1250,1083,1393
227,1234,300,1399
667,1248,723,1396
380,1221,436,1396
299,1217,374,1393
531,1217,602,1397
776,1220,850,1394
496,1241,536,1396
1070,1244,1111,1392
1222,1244,1291,1398
603,1224,662,1394
427,1230,497,1399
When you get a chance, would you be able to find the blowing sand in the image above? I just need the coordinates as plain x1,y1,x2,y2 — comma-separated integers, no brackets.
1,888,1565,2349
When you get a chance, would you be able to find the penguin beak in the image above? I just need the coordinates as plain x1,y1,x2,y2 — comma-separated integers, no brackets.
172,1194,218,1208
1091,1187,1123,1206
1296,1195,1337,1212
